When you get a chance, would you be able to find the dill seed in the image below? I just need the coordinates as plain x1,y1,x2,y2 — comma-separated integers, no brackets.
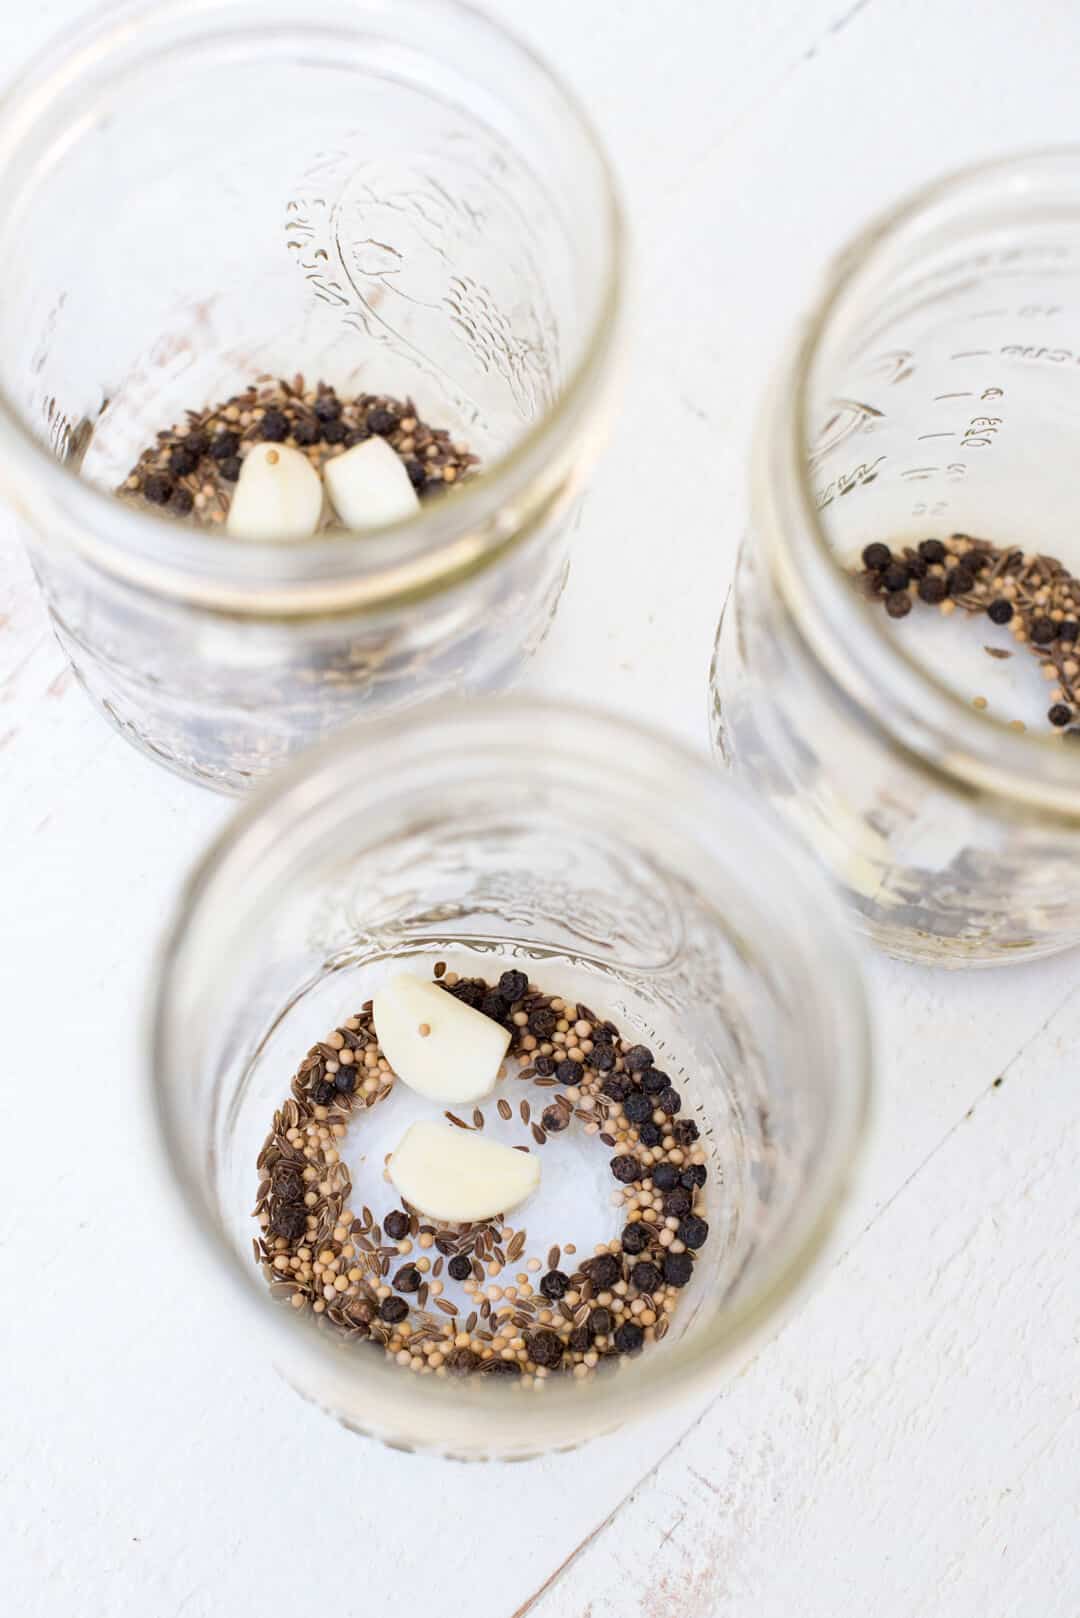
497,1099,512,1121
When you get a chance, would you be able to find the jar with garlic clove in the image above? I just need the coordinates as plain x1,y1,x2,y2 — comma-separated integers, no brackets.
150,699,871,1458
0,0,624,790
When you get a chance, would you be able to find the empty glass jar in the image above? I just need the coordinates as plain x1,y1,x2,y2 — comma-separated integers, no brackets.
150,699,871,1459
712,151,1080,965
0,0,623,790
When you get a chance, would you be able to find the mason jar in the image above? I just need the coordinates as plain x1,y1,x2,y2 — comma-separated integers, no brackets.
149,699,871,1459
711,151,1080,966
0,0,623,790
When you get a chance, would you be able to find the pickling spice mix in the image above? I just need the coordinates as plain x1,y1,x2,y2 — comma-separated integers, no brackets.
252,966,710,1385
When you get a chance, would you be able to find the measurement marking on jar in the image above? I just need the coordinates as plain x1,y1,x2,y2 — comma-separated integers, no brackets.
961,413,1002,449
951,349,993,359
917,432,957,440
934,391,973,400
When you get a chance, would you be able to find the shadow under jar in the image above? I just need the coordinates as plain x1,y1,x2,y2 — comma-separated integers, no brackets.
150,699,870,1460
712,151,1080,966
0,0,623,791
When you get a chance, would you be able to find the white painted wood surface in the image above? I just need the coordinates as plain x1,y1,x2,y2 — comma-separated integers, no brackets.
3,2,1080,1615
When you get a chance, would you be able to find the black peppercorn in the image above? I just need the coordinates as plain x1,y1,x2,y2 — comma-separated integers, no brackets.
587,1254,622,1289
259,408,289,442
591,1045,617,1072
384,1211,410,1240
292,416,321,446
630,1260,662,1294
1031,616,1058,645
882,562,910,593
556,1058,583,1084
367,406,398,435
393,1264,421,1293
663,1251,694,1288
1048,703,1072,727
862,542,892,570
678,1215,709,1249
592,1023,616,1044
663,1187,693,1218
185,431,209,459
527,1329,564,1368
906,554,928,580
379,1296,408,1323
498,969,528,1002
169,443,201,478
623,1092,652,1124
313,394,341,422
641,1068,670,1095
533,1054,556,1077
886,590,913,619
269,1202,307,1241
625,1045,653,1072
681,1164,707,1189
638,1121,662,1147
344,428,370,448
446,1347,479,1376
918,575,948,605
621,1222,650,1255
987,597,1014,625
220,455,242,483
540,1268,569,1299
657,1086,682,1116
322,418,348,445
447,1253,472,1281
405,459,427,490
528,1007,557,1038
168,486,194,516
333,1067,356,1094
482,1358,520,1377
588,1306,613,1337
948,567,976,598
541,1105,569,1133
143,473,173,506
608,1152,641,1190
210,431,240,461
613,1321,644,1354
673,1120,699,1146
311,1079,335,1106
479,989,508,1024
652,1163,679,1192
271,1164,304,1203
567,1326,592,1354
918,538,946,564
1060,620,1080,642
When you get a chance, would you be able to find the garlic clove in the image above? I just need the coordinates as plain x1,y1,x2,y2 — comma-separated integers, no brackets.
322,435,420,531
226,442,324,542
388,1120,541,1223
373,974,509,1105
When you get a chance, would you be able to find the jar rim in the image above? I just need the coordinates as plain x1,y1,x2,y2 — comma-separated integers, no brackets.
0,0,625,617
766,147,1080,821
146,696,872,1453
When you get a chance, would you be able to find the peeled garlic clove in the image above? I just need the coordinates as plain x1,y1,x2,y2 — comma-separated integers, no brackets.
322,435,420,531
388,1120,541,1223
226,443,324,542
373,974,509,1104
